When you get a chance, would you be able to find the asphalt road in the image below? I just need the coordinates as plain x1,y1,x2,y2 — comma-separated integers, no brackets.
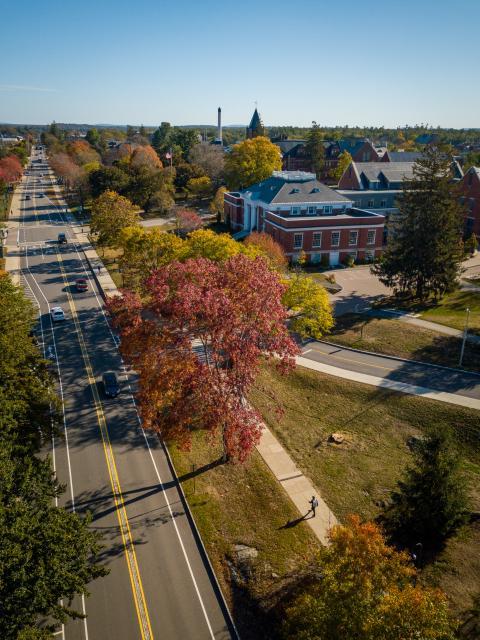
302,341,480,400
11,151,234,640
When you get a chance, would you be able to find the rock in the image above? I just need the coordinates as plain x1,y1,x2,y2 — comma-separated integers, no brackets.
328,432,344,444
233,544,258,562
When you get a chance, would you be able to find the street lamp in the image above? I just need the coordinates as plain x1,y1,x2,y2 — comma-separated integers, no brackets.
458,307,470,367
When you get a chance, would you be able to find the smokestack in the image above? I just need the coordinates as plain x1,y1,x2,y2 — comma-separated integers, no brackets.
217,107,222,143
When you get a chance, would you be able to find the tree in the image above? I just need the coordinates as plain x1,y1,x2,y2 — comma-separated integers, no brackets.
90,190,140,248
282,515,455,640
173,161,204,190
332,150,353,182
175,208,203,233
125,165,174,212
184,228,242,262
305,121,326,178
88,165,130,198
380,426,469,552
189,143,225,182
372,147,464,300
244,231,288,271
209,186,227,217
0,155,23,183
186,175,212,198
152,122,172,156
106,255,298,462
282,274,334,339
130,145,163,170
172,128,200,159
464,232,478,255
67,140,100,166
85,127,105,153
224,136,282,190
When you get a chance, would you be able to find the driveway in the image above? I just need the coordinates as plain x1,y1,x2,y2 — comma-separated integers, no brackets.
327,265,391,316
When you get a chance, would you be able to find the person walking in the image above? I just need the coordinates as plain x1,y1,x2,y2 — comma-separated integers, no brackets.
309,495,319,518
97,264,101,275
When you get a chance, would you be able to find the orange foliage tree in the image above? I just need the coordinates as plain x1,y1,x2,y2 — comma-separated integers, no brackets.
244,231,288,271
130,145,163,170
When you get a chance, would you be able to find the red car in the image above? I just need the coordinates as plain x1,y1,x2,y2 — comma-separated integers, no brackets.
75,278,88,292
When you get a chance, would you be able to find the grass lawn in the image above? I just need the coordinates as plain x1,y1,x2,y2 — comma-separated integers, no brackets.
169,434,319,639
420,289,480,334
98,246,124,288
331,313,480,372
251,363,480,621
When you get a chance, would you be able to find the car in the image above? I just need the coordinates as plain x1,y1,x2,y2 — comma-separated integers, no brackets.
58,233,67,244
75,278,88,292
38,193,44,198
50,307,65,322
25,194,31,200
102,371,120,398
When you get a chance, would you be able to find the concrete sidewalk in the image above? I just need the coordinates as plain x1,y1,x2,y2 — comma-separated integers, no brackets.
297,356,480,411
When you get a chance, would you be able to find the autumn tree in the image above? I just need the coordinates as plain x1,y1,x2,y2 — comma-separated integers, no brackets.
282,274,333,339
90,190,140,248
224,136,282,190
67,140,100,166
244,231,288,271
305,121,326,178
209,186,227,218
332,150,353,182
380,426,469,553
187,175,212,198
372,147,464,299
282,515,455,640
184,228,243,262
189,143,225,182
130,145,163,170
107,255,298,462
175,208,203,233
0,155,23,183
50,152,82,190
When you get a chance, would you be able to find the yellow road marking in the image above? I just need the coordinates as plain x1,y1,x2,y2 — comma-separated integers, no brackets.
55,249,153,640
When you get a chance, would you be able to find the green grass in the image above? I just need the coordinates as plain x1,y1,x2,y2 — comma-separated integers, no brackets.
99,246,124,288
420,289,480,333
251,363,480,619
331,313,480,372
169,433,319,639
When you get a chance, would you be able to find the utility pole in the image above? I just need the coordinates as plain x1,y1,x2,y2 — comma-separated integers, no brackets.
459,307,470,367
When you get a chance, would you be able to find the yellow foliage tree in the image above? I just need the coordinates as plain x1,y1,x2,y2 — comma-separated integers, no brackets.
332,150,353,182
282,515,455,640
224,136,282,190
184,229,242,262
282,273,333,339
90,190,140,248
209,186,227,216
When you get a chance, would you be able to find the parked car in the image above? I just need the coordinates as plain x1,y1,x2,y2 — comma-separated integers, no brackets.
102,371,120,397
58,233,67,244
50,307,65,322
75,278,88,292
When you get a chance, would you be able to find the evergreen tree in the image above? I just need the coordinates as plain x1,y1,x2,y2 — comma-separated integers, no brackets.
305,121,325,178
381,426,469,552
372,146,464,300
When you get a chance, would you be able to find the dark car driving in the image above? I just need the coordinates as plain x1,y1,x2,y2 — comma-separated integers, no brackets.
58,233,67,244
102,371,120,397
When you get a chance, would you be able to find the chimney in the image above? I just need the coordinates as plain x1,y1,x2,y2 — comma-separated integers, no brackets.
217,107,222,143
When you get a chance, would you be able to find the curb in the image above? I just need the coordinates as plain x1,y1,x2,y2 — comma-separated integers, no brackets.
161,440,240,640
308,338,480,378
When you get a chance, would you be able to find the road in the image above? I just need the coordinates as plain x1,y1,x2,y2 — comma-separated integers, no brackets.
8,151,234,640
301,341,480,400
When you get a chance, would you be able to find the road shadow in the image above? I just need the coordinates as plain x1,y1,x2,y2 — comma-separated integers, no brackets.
331,290,386,316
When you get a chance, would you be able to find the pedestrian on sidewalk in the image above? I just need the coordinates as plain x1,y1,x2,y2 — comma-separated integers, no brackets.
97,265,101,275
309,495,319,518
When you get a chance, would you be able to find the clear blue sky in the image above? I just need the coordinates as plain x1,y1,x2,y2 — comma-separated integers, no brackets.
1,0,479,128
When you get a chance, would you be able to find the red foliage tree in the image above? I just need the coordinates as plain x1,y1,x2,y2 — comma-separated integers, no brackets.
175,207,203,233
49,153,82,189
130,145,163,170
0,155,23,183
107,254,298,462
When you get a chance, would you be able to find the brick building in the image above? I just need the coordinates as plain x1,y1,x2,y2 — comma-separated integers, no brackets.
224,171,385,265
459,166,480,237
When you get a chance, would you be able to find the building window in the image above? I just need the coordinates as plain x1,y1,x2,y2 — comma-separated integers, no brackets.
367,200,374,208
308,205,316,215
365,249,375,262
312,232,322,248
380,200,387,208
331,231,340,247
293,233,303,249
324,205,333,214
349,230,358,246
367,229,376,245
291,206,300,216
349,251,358,260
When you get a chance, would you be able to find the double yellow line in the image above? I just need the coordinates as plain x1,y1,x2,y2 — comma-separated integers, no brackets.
55,249,153,640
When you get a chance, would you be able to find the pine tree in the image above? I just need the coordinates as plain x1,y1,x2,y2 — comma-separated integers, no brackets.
381,426,469,553
305,121,325,178
372,146,464,300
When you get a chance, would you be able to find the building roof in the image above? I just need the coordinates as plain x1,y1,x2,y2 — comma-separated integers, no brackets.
355,161,415,183
275,139,306,154
240,171,351,205
387,151,423,162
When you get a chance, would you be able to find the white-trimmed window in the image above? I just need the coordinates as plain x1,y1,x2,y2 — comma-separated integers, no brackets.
365,249,375,262
367,229,376,245
312,232,322,248
324,205,333,214
380,199,387,208
308,205,316,215
331,231,340,247
367,200,374,208
291,206,300,216
349,230,358,246
293,233,303,249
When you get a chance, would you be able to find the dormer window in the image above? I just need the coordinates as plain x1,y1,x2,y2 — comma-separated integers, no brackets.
291,206,300,216
290,188,300,194
311,187,320,193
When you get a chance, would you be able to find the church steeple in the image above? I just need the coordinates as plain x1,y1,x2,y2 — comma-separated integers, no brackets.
246,108,265,139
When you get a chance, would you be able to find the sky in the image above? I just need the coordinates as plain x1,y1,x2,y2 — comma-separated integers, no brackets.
1,0,479,128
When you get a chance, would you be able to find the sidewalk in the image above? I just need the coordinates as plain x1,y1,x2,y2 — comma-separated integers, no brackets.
297,356,480,411
4,175,25,285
